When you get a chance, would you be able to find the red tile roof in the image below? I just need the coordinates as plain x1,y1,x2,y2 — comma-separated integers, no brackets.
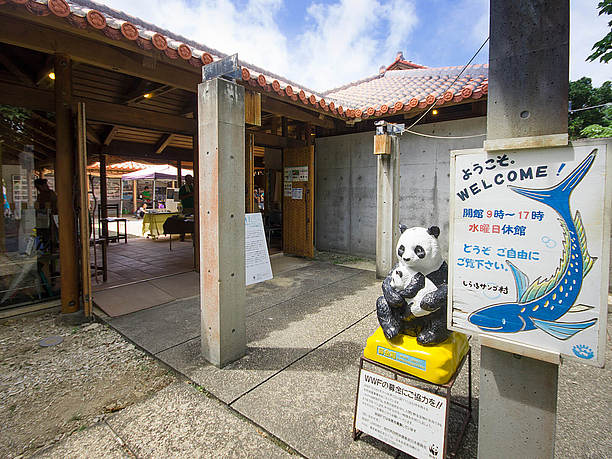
2,0,488,120
323,65,488,119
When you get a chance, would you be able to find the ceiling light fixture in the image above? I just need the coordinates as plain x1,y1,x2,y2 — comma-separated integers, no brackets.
143,93,153,99
431,109,438,115
48,72,55,80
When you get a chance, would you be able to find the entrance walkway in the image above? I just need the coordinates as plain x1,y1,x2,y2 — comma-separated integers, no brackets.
98,258,475,456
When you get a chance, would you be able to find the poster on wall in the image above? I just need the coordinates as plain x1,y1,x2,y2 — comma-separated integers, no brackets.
245,212,273,285
448,144,610,367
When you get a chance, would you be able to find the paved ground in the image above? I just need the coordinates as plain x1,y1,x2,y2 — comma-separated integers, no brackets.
91,236,194,291
40,258,611,458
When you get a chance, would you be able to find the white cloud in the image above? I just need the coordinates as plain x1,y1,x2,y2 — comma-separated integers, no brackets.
570,0,611,85
96,0,609,92
98,0,417,92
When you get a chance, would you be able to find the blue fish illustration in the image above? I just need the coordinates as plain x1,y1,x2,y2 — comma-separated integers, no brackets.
468,150,598,340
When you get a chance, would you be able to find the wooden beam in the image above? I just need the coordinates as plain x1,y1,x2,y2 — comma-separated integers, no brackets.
154,133,174,154
0,81,196,134
245,90,261,126
261,95,334,129
245,131,255,212
0,51,34,86
102,140,193,161
54,53,79,313
252,131,306,148
124,83,175,106
103,126,119,146
0,14,200,92
35,55,54,87
86,125,101,145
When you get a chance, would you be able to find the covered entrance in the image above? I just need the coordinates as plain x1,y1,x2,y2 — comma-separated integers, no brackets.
0,2,339,319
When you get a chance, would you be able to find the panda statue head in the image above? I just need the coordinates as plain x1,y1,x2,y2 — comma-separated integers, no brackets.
396,225,443,275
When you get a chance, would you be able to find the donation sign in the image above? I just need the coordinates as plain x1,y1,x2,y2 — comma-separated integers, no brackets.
355,369,447,459
448,144,610,366
245,213,273,285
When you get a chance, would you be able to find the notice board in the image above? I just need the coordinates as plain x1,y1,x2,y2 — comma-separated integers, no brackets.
245,212,273,285
355,369,447,458
448,144,610,366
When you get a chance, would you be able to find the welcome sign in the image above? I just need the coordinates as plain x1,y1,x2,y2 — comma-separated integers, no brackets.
448,144,610,367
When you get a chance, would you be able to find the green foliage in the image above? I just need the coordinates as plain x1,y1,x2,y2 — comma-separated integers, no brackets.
569,78,612,139
580,124,612,138
587,0,612,63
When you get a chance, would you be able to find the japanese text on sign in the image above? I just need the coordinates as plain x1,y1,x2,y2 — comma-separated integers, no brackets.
355,369,447,459
449,145,610,367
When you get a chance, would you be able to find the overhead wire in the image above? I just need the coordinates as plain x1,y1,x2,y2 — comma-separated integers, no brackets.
400,36,490,140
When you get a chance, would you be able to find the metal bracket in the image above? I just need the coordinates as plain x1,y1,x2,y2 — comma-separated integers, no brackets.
202,53,241,82
374,120,405,136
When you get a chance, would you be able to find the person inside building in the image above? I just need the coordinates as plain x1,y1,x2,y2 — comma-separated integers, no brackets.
140,185,151,204
34,178,57,215
135,202,148,219
179,174,195,215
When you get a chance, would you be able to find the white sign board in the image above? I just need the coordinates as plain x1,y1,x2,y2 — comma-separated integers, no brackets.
245,213,273,286
284,166,308,183
355,369,447,459
283,181,292,197
449,144,610,366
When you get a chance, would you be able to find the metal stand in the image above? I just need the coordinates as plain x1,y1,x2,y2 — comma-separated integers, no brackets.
353,348,472,458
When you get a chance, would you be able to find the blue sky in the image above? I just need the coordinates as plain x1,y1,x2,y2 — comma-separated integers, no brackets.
102,0,609,92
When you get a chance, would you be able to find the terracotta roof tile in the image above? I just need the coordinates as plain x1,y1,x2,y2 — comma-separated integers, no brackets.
3,0,487,120
323,65,488,117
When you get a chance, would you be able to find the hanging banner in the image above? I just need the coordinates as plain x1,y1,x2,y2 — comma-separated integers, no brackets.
245,213,273,285
448,144,610,367
355,369,447,459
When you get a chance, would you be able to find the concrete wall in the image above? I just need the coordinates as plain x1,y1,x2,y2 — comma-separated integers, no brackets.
316,128,612,291
315,116,487,257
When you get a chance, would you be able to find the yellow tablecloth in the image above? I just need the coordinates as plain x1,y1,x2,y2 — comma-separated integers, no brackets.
141,212,180,238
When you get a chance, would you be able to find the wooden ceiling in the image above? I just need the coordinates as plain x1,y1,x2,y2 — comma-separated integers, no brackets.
0,9,345,169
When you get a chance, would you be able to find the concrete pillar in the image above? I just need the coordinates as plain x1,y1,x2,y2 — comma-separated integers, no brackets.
54,54,79,313
197,78,246,367
375,135,399,278
487,0,569,140
478,1,568,457
479,346,559,455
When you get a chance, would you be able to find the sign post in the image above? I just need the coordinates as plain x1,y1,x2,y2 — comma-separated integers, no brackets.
449,1,609,457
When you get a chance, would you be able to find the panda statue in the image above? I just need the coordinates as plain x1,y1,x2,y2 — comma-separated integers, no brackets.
376,224,450,346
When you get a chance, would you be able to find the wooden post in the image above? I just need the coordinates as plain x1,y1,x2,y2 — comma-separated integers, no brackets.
177,160,182,187
0,143,5,254
76,103,92,317
99,151,108,282
132,180,137,213
192,134,199,271
54,54,79,313
245,131,255,213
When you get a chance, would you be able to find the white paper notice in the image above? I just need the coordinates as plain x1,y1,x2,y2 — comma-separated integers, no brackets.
295,166,308,181
291,187,303,200
355,369,447,459
245,213,273,285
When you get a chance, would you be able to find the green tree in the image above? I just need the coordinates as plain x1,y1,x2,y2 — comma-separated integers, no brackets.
588,0,612,63
568,78,612,138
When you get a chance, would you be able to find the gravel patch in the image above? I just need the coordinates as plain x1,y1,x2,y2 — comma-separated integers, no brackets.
0,311,176,458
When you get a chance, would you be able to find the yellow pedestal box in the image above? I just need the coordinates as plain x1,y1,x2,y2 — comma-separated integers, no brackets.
363,327,469,385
